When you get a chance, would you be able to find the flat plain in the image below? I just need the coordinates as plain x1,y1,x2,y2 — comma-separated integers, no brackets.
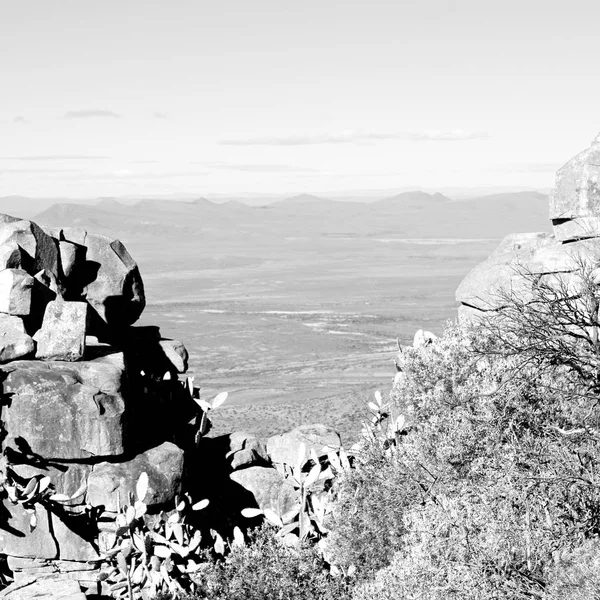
27,191,552,443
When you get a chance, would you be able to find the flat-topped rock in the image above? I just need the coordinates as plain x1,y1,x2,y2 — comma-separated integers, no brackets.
33,300,87,361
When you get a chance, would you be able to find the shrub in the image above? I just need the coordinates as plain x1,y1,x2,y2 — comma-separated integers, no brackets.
326,310,600,599
182,526,352,600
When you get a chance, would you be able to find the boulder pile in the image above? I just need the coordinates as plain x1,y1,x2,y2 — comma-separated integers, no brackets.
0,214,346,598
456,133,600,319
0,216,194,595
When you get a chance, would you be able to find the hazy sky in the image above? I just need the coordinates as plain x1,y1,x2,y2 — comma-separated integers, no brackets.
1,0,599,198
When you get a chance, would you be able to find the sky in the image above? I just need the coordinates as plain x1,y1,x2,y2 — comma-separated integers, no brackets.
1,0,600,198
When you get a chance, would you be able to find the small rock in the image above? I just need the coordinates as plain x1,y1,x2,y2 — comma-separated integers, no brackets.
58,239,85,280
0,313,34,362
230,448,260,470
158,338,189,373
0,269,34,316
0,244,25,270
413,329,437,348
33,300,87,361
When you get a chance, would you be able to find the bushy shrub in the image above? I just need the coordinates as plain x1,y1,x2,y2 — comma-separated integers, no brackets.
325,314,600,599
188,526,352,600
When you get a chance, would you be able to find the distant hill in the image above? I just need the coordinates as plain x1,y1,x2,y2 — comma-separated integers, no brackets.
374,191,452,209
30,190,552,243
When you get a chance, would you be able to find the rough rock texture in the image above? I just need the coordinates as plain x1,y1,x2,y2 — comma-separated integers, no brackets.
0,218,59,284
47,227,145,330
267,424,342,466
0,503,100,562
0,269,34,316
87,441,184,511
33,301,87,361
230,466,298,517
2,359,127,460
158,338,189,373
0,577,86,599
456,133,600,320
550,133,600,242
456,233,556,312
0,314,34,362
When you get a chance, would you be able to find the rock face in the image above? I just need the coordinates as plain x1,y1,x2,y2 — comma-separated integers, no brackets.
550,133,600,242
0,214,194,590
456,134,600,319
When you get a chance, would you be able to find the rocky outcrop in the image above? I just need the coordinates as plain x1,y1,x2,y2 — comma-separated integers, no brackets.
550,133,600,242
457,134,600,319
0,213,345,597
0,215,194,594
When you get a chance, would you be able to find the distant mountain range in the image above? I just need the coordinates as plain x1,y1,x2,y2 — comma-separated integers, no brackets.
0,190,552,242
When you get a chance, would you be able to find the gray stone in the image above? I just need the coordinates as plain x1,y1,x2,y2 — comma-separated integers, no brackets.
550,133,600,241
0,218,59,283
0,502,99,562
87,441,184,511
0,269,34,316
0,576,86,599
230,466,298,517
2,359,127,459
0,244,26,270
49,228,145,329
10,463,91,499
267,424,342,466
0,314,34,362
230,448,260,470
58,240,84,279
455,232,556,312
158,338,189,373
33,300,87,361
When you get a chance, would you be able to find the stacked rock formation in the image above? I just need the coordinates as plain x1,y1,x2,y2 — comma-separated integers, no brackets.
0,215,195,594
456,133,600,319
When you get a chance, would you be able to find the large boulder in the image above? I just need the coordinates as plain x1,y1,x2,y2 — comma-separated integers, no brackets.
1,356,128,460
43,227,145,331
230,466,298,517
455,232,556,312
267,424,342,466
0,502,99,562
550,132,600,242
87,441,184,511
